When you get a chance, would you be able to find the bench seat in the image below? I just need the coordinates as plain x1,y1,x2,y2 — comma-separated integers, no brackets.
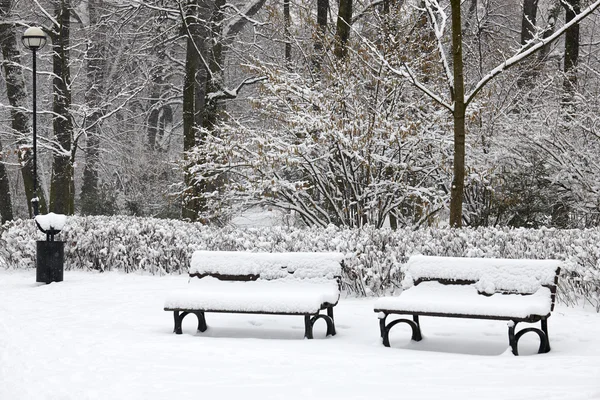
374,281,552,321
165,279,340,314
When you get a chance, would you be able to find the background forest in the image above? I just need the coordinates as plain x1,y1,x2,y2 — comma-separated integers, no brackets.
1,0,600,229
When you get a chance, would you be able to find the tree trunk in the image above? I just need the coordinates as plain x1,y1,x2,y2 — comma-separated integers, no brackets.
284,0,292,67
520,0,539,45
182,0,210,220
517,0,539,87
80,0,105,215
147,51,165,150
552,0,580,226
203,0,224,132
334,0,352,58
50,0,75,215
0,0,47,217
449,0,466,228
312,0,328,71
0,138,13,223
562,0,580,111
538,2,561,61
182,0,266,221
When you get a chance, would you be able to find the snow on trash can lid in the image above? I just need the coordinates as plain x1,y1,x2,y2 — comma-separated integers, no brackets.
35,213,67,233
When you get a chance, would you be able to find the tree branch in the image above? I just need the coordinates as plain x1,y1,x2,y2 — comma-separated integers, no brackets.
466,0,600,106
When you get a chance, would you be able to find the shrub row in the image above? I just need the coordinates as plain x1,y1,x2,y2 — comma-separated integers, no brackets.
1,216,598,311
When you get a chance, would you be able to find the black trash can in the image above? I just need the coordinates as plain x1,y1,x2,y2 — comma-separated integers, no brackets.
36,240,64,283
34,213,66,284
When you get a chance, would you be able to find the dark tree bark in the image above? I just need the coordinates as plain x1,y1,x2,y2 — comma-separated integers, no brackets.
182,0,267,221
203,0,225,132
80,0,106,215
0,139,13,223
562,0,580,110
284,0,292,67
449,0,466,228
181,0,210,221
0,0,47,217
334,0,352,58
312,0,328,71
551,0,581,227
49,0,75,215
521,0,539,45
517,0,539,87
317,0,328,36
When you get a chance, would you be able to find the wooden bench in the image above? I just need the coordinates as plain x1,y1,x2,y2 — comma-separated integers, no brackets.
164,251,345,339
374,255,561,355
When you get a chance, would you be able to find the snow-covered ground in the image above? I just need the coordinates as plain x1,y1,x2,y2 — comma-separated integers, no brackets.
1,270,599,400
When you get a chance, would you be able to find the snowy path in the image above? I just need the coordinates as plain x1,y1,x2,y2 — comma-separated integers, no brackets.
1,270,599,400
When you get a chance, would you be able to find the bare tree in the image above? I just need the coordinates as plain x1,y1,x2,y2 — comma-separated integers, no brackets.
48,0,75,215
0,0,48,216
365,0,600,227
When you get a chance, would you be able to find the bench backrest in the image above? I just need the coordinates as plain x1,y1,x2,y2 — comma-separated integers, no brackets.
189,251,344,282
406,255,561,310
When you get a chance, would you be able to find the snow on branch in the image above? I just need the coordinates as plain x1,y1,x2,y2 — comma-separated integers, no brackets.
352,1,385,24
223,0,267,44
207,76,267,101
424,0,454,92
356,29,453,112
32,0,59,27
466,0,600,106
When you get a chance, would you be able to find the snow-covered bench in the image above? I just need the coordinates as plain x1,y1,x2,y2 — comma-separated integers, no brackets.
374,255,562,355
164,251,345,339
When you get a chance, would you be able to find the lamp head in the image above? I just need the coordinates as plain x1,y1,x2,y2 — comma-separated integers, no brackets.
22,27,47,51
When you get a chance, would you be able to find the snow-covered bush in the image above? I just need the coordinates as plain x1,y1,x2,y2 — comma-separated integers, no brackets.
1,216,599,311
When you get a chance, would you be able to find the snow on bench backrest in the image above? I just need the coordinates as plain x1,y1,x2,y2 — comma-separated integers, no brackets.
189,251,345,281
406,255,561,301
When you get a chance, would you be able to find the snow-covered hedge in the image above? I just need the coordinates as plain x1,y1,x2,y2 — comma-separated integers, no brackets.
1,216,599,311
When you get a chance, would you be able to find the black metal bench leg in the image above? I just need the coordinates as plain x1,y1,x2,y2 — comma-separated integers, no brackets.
509,320,550,355
380,315,423,347
327,306,336,336
379,313,387,339
508,321,518,355
304,311,336,339
412,315,423,341
173,311,188,334
304,315,313,339
194,311,207,332
541,319,550,352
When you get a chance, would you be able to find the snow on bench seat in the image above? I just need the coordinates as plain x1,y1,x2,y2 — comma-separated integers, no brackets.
374,282,553,319
164,278,340,314
405,255,561,295
164,251,345,339
188,251,344,280
374,255,562,355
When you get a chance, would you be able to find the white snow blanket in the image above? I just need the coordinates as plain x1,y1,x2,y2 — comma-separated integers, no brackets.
189,251,344,280
166,251,345,313
34,213,67,231
375,282,553,319
164,278,340,314
374,255,562,319
405,255,561,294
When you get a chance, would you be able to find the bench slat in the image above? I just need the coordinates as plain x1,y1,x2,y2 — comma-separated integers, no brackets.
165,279,340,314
189,251,344,280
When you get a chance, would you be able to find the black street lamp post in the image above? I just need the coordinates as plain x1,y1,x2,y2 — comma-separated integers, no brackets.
22,27,47,217
22,27,63,284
